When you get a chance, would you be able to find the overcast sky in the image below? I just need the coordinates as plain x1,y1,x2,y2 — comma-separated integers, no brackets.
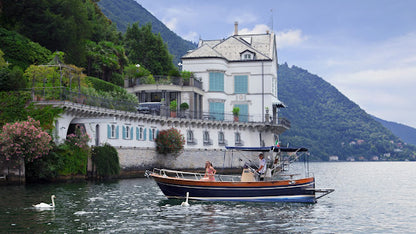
136,0,416,128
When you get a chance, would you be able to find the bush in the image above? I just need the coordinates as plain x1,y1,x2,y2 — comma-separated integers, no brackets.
57,128,90,176
0,117,52,167
91,144,120,178
155,128,185,155
25,145,65,182
85,76,122,93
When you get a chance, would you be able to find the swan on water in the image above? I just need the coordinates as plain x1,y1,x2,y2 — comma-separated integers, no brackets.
181,192,190,207
33,195,56,209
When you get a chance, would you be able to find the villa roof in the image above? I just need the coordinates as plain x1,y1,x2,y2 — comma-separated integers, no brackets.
183,33,276,61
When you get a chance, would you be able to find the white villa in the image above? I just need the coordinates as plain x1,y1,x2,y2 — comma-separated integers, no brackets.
182,22,283,123
53,23,290,170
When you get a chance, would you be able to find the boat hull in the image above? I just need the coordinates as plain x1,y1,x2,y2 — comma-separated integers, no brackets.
150,174,316,203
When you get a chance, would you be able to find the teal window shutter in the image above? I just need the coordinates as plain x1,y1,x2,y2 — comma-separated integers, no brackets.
209,102,224,120
209,72,224,91
122,126,126,139
130,127,133,140
149,129,153,141
156,129,159,137
235,104,248,122
234,75,248,94
107,125,111,139
143,128,147,140
116,126,119,139
136,127,139,140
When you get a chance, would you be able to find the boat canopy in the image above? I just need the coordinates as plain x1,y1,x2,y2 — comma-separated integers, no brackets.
225,146,308,152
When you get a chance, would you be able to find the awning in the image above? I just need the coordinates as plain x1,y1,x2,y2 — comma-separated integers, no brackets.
273,101,286,108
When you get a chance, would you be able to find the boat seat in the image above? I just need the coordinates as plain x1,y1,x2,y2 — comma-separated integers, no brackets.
241,169,256,182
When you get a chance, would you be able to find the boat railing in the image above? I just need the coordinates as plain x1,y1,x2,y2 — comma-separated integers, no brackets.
152,168,204,180
151,168,242,182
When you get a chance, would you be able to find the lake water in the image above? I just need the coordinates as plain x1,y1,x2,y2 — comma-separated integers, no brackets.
1,162,415,233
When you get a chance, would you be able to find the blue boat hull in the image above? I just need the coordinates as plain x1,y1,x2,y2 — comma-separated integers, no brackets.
151,174,316,203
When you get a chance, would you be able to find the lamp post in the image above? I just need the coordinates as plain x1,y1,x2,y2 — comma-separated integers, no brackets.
134,64,140,86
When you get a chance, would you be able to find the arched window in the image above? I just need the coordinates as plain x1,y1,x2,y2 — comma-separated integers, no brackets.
218,131,226,145
203,131,212,145
187,130,194,142
235,132,244,146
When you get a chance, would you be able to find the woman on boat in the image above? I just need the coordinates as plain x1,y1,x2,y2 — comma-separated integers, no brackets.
202,161,216,181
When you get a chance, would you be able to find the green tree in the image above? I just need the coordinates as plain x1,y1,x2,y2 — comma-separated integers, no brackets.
0,0,91,65
84,0,121,44
85,40,128,83
0,49,25,91
0,28,51,70
0,0,120,67
0,91,62,130
124,23,175,75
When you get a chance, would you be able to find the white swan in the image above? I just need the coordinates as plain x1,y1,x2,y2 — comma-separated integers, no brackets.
181,192,190,207
33,195,56,209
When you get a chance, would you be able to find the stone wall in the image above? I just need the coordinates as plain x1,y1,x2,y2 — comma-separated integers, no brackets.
117,147,248,173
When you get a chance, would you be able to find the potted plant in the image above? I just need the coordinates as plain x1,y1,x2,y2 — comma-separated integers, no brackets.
232,107,240,122
170,100,177,117
179,102,189,118
180,102,189,111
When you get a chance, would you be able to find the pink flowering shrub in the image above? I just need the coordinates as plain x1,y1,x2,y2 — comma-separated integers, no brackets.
66,128,90,151
0,117,52,166
155,128,185,155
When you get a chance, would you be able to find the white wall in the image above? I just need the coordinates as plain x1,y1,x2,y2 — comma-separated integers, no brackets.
183,58,278,122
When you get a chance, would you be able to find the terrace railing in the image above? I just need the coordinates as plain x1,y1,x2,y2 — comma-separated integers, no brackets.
31,87,138,112
31,87,290,128
125,76,203,90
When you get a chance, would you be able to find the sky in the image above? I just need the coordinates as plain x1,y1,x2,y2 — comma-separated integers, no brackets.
136,0,416,128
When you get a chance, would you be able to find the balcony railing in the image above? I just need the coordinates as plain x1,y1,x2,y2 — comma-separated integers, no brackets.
125,76,203,90
30,87,290,128
31,87,138,112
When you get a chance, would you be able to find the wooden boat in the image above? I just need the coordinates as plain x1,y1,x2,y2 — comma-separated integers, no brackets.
146,146,334,203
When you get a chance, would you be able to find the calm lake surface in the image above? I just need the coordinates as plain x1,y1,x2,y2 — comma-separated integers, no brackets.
1,162,416,233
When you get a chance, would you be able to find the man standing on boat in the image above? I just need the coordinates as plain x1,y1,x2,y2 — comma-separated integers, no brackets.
256,153,267,180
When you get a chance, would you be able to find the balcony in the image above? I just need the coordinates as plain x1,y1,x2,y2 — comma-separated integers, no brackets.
30,87,291,131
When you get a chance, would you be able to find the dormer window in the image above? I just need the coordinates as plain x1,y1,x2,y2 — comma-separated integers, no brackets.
240,50,255,60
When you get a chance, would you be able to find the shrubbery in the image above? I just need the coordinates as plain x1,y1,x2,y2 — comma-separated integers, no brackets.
57,128,90,176
91,144,120,178
0,117,52,167
155,128,185,155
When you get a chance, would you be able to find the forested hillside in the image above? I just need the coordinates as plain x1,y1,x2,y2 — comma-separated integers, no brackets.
278,63,416,161
97,0,197,65
372,116,416,146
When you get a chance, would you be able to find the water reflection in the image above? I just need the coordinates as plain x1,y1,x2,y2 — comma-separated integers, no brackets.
0,178,317,233
2,162,416,232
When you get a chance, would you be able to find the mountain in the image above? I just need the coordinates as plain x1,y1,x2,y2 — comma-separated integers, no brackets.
97,0,197,65
372,116,416,146
278,63,416,161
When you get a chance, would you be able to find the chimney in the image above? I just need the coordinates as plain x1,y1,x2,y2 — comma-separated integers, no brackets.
234,21,238,35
